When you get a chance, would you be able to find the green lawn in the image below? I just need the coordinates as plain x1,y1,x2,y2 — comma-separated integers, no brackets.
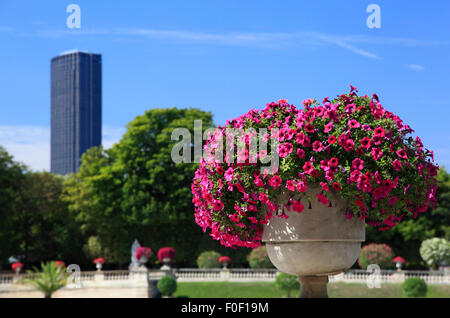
173,282,450,298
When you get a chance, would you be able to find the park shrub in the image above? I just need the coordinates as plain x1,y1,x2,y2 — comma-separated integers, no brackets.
419,237,450,269
197,251,221,268
275,272,300,298
247,246,274,269
157,275,177,297
402,277,427,297
358,243,394,269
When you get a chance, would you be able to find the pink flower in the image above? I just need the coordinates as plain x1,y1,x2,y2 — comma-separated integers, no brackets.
396,149,408,159
269,175,282,189
229,213,240,223
310,169,319,178
259,193,269,204
303,98,313,106
352,158,365,171
360,137,372,149
343,139,355,151
212,199,224,211
324,121,334,133
316,193,330,206
332,182,341,191
348,119,361,129
312,140,324,152
328,157,339,168
388,196,398,206
371,147,383,161
224,167,234,181
303,161,314,173
392,159,402,171
374,126,386,137
305,123,315,134
328,135,336,144
296,181,307,192
320,182,329,192
286,180,296,191
254,177,264,187
297,148,305,159
292,200,304,213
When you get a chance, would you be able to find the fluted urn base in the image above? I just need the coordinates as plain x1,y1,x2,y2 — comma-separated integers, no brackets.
262,186,366,298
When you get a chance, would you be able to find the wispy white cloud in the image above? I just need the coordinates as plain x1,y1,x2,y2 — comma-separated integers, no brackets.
304,32,379,59
0,125,124,172
9,25,450,59
406,64,425,72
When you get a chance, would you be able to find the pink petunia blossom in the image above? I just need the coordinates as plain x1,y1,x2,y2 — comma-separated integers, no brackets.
371,147,383,161
224,167,234,181
392,159,402,171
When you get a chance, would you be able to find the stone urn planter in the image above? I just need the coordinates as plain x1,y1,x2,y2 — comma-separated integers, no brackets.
262,186,365,298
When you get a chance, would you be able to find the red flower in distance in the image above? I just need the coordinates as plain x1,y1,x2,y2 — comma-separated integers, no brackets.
218,256,231,264
135,247,152,261
157,247,176,263
93,258,105,265
55,261,66,268
11,262,23,272
392,256,405,264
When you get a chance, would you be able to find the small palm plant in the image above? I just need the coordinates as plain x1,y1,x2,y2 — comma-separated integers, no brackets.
20,261,70,298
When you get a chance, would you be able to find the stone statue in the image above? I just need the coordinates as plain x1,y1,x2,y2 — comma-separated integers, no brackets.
129,239,141,271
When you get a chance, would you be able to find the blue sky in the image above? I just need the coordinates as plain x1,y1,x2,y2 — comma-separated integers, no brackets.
0,0,449,171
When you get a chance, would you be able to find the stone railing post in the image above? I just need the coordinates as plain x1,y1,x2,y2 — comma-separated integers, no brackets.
94,271,104,282
392,270,405,283
220,268,230,281
130,266,149,298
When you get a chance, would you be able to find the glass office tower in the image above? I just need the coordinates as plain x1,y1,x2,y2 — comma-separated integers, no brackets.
50,50,102,175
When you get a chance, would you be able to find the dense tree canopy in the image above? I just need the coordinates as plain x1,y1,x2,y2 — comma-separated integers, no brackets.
0,146,84,269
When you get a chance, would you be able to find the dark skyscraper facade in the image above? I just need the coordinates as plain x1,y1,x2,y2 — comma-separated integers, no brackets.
51,51,102,175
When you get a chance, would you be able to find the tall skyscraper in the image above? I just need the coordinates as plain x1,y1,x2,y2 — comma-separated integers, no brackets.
50,50,102,175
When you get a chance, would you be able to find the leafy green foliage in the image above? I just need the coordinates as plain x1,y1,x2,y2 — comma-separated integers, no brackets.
402,278,427,297
196,251,221,268
0,146,84,266
274,272,300,297
157,275,177,296
83,236,103,260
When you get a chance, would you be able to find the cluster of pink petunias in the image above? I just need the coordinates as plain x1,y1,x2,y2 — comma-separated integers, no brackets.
191,86,439,249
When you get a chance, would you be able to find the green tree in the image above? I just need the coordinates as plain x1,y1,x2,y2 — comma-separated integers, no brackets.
0,146,26,264
63,108,225,265
0,147,84,267
196,251,221,268
275,272,300,298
